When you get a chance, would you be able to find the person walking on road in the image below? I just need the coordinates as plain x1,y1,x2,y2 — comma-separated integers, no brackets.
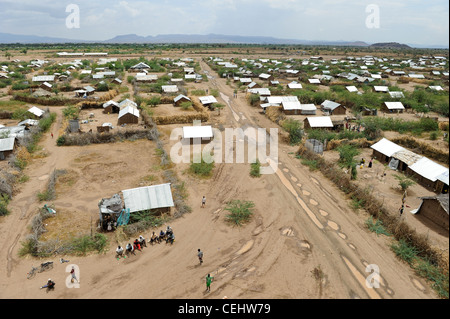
201,196,206,208
198,249,203,265
70,266,79,283
205,274,214,292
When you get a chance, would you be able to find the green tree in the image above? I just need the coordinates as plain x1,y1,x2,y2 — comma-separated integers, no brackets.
282,119,303,145
336,144,360,180
394,174,416,194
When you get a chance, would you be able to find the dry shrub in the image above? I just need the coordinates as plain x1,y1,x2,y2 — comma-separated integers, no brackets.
191,98,209,113
59,128,156,146
152,113,209,125
326,138,372,151
397,76,410,84
438,122,449,131
266,106,285,125
160,96,174,104
15,146,31,164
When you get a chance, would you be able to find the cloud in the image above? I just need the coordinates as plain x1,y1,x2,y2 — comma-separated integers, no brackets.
0,0,447,45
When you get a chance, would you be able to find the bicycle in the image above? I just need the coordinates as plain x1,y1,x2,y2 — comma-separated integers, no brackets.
27,261,54,279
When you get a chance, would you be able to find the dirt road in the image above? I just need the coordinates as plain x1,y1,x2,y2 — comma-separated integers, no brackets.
0,59,437,299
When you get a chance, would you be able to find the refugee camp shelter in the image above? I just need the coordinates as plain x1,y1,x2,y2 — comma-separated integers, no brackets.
407,157,449,191
383,102,405,113
303,116,333,130
281,100,302,115
103,100,120,114
370,138,405,163
28,106,45,118
162,85,179,94
0,137,17,160
122,183,175,214
346,86,359,93
412,194,449,230
174,94,191,106
98,194,123,229
118,106,139,125
182,125,214,144
321,100,347,115
436,170,449,194
199,96,218,108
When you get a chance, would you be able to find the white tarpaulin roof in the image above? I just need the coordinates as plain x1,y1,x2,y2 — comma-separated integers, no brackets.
199,96,218,105
384,102,405,110
122,183,174,213
306,116,333,128
370,138,405,157
436,170,449,186
182,125,213,139
0,137,15,152
118,105,139,119
346,86,358,92
409,157,449,182
374,86,389,92
28,106,45,117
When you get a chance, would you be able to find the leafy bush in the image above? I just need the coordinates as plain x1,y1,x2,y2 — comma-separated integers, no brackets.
250,160,261,177
0,194,10,216
225,200,255,226
391,239,420,266
282,119,303,144
365,216,390,236
189,155,215,177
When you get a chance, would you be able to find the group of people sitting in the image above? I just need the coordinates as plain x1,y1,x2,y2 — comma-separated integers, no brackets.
149,226,175,245
115,226,175,259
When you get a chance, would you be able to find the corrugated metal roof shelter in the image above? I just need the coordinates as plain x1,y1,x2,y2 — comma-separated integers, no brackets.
300,104,317,115
122,183,174,213
321,100,341,111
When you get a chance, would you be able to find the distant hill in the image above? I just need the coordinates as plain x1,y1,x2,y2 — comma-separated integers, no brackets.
370,42,411,49
0,32,368,46
0,32,446,48
0,32,87,44
104,33,370,46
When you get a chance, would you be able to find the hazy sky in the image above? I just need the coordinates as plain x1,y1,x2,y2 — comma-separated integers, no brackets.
0,0,448,46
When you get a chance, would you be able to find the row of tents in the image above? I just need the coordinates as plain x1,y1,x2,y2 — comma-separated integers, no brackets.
370,138,449,194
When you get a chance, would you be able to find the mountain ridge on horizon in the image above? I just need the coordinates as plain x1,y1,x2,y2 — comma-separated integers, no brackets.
0,32,448,49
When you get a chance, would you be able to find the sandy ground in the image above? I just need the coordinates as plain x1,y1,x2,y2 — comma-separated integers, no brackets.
0,54,445,300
